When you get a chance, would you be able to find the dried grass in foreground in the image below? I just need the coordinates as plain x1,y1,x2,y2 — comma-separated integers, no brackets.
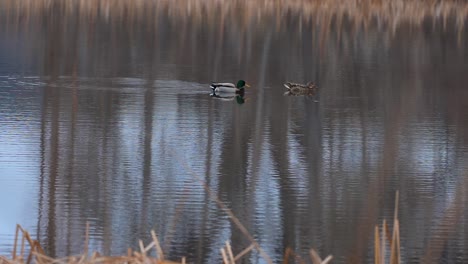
1,194,403,263
3,223,187,264
1,223,334,264
0,209,402,264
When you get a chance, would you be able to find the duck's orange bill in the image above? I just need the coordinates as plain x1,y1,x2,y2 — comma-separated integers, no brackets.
245,84,251,87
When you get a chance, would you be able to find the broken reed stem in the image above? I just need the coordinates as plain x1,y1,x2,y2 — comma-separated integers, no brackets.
151,230,164,260
374,226,381,264
20,230,26,259
0,256,11,263
12,225,19,260
143,241,155,253
390,220,401,264
396,221,401,264
381,220,386,264
220,248,229,264
310,249,322,264
374,192,401,264
309,248,332,264
225,241,235,264
390,191,401,264
234,243,255,261
390,191,400,264
32,251,56,263
138,240,146,257
322,255,333,264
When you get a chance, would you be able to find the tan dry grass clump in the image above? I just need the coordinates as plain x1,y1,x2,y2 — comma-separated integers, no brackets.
1,213,402,264
3,223,185,264
1,224,335,264
1,193,403,264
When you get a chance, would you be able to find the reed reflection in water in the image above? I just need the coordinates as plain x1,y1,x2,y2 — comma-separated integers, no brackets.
0,1,468,263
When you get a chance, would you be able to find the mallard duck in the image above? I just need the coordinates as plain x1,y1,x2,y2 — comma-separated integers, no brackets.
210,80,250,93
283,81,318,97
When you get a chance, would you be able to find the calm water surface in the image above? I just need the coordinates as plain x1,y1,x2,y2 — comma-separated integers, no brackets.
1,1,468,263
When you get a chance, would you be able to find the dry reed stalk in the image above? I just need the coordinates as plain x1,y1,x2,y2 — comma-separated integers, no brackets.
1,256,11,263
321,255,333,264
225,241,235,264
220,248,229,264
31,251,56,263
389,220,400,264
233,243,255,261
12,225,19,260
310,249,322,264
374,226,381,264
4,224,188,264
20,232,25,260
150,230,164,260
381,220,386,264
3,213,409,264
143,241,155,253
389,192,400,264
374,192,401,264
310,249,333,264
138,240,146,258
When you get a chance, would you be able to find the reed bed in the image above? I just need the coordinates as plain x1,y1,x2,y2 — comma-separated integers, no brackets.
2,224,335,264
0,217,401,264
0,193,403,264
2,0,467,34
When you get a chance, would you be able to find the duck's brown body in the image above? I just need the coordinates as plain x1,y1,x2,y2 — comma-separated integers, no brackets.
283,81,318,97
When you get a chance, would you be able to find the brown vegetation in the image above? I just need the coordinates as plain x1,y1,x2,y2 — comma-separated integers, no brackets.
2,0,467,33
0,194,404,264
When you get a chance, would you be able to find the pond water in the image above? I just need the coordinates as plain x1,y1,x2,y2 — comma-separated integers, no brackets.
1,1,468,263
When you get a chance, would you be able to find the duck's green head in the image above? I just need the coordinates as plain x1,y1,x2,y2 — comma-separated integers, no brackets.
236,80,250,89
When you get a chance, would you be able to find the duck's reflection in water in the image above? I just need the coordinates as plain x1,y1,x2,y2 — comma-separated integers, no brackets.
210,91,247,104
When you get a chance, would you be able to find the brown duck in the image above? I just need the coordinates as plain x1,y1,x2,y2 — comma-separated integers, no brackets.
283,81,318,97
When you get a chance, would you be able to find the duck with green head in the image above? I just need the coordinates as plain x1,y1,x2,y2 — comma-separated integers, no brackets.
210,80,250,94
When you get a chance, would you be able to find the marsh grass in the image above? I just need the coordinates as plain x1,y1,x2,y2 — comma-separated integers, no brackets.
1,193,404,264
3,224,335,264
3,0,467,33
